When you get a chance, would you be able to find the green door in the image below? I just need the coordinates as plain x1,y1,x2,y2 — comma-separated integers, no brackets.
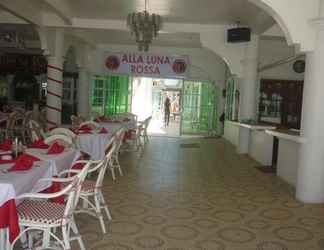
91,75,131,116
181,80,219,135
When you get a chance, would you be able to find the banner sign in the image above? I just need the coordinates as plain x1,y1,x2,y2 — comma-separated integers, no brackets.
104,53,190,79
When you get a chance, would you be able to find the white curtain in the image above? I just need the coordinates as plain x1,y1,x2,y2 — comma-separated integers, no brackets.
132,77,153,121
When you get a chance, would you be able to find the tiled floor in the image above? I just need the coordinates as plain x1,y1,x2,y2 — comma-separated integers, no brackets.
78,136,324,250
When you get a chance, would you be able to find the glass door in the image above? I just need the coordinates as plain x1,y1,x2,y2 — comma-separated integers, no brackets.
91,75,131,116
180,80,219,135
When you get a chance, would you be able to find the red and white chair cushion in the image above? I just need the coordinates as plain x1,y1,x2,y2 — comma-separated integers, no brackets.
17,200,65,225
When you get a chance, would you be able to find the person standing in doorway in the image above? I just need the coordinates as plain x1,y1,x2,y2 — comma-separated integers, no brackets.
164,96,171,127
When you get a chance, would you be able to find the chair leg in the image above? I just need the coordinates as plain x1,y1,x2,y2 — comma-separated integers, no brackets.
99,191,112,221
94,194,107,234
42,228,51,248
62,225,71,250
70,218,85,250
114,156,123,176
110,167,116,181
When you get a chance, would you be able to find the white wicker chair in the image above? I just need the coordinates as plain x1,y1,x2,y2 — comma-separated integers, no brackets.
79,121,100,130
60,138,116,234
109,128,125,181
44,134,73,148
29,120,46,141
139,116,152,144
10,162,91,250
49,128,77,143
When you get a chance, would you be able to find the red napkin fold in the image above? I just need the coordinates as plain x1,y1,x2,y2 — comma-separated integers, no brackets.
79,125,92,131
47,142,65,155
28,139,49,149
99,127,108,134
8,154,40,172
0,159,15,164
0,139,12,151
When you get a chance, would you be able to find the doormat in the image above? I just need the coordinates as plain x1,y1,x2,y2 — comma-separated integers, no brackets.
255,165,276,174
180,143,200,149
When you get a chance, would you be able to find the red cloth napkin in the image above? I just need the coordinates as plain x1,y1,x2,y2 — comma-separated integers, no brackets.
79,125,92,131
42,181,65,204
8,154,40,172
0,139,12,151
99,127,108,134
47,142,65,155
28,139,49,149
0,159,15,164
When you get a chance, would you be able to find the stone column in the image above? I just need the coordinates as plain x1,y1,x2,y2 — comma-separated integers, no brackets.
237,35,259,154
296,16,324,203
77,68,91,118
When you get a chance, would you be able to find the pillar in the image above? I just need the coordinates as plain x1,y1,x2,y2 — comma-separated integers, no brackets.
46,29,64,129
46,56,63,128
296,15,324,203
77,68,90,118
237,35,259,154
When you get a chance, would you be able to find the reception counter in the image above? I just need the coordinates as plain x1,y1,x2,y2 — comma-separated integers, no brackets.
224,121,276,165
266,129,306,186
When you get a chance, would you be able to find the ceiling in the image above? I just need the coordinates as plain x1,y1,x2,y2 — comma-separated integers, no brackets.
71,29,202,48
69,0,274,32
0,0,277,51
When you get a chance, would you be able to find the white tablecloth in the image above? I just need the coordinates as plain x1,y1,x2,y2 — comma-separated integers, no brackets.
0,161,52,207
100,120,137,131
77,133,112,161
24,148,81,175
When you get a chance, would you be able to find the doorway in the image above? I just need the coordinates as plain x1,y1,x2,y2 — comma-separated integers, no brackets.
131,77,182,137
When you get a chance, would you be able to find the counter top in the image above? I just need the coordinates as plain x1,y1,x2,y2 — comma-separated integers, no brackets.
238,123,277,131
225,121,276,130
265,129,306,144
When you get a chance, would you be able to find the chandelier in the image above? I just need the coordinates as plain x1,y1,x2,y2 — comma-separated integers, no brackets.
127,0,162,52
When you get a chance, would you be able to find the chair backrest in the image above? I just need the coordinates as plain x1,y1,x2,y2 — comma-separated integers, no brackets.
79,121,100,129
6,112,18,129
44,134,73,148
29,120,46,141
23,111,33,128
38,108,47,131
88,141,116,190
71,115,85,129
114,127,126,152
63,161,91,221
49,127,77,141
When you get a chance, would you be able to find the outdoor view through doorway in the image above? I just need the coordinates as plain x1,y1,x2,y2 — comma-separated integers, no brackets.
91,75,220,137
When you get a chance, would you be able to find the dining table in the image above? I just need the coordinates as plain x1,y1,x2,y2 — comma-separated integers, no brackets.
76,119,137,161
0,147,81,249
0,160,52,249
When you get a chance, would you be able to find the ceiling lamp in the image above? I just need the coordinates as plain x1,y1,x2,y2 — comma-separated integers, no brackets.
127,0,162,52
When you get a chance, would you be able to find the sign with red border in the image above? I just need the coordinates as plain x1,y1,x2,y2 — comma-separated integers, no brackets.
104,53,190,78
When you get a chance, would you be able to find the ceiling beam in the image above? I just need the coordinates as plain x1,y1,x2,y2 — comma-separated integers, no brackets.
43,0,73,25
0,0,42,25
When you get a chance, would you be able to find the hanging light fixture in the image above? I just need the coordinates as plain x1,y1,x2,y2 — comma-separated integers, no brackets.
127,0,162,52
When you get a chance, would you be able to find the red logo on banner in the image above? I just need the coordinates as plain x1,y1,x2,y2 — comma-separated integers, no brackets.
172,59,187,74
105,56,120,70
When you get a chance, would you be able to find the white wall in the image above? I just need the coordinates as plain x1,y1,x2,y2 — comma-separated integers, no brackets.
258,38,304,81
93,44,228,90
